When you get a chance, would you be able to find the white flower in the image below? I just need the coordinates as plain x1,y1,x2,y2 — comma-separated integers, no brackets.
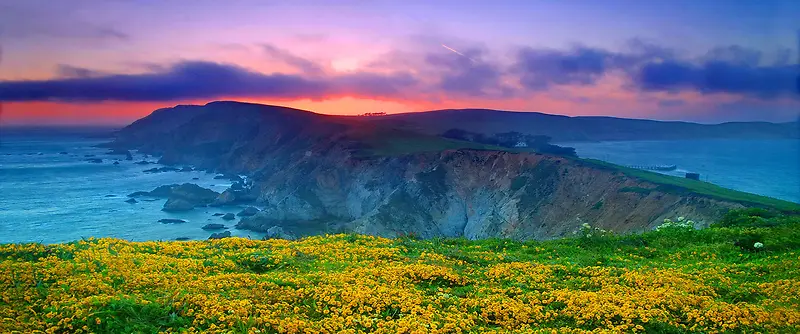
754,242,764,249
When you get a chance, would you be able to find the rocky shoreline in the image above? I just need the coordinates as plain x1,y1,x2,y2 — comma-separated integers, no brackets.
119,149,299,240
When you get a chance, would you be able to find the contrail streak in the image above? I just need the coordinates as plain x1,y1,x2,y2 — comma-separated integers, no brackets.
441,44,477,63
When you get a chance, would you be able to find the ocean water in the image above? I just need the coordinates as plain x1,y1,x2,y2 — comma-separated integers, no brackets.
0,131,267,244
566,139,800,204
2,133,798,244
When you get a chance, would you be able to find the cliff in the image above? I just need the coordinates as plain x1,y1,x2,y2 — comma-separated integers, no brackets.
110,101,798,239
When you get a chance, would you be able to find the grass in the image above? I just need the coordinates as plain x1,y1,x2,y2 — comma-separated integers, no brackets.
577,158,800,212
2,210,799,333
353,127,504,157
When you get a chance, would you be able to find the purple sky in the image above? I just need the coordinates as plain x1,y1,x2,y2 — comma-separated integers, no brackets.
0,0,798,124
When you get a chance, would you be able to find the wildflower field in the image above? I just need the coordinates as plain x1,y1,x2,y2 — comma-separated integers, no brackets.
2,209,799,333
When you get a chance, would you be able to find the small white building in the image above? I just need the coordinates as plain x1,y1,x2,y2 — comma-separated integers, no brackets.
514,141,528,148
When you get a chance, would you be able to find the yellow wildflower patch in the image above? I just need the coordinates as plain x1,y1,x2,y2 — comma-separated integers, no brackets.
1,232,799,333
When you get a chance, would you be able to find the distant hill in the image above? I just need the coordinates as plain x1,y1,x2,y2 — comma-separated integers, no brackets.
365,109,800,142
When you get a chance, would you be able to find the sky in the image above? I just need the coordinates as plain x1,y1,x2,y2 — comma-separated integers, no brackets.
0,0,798,125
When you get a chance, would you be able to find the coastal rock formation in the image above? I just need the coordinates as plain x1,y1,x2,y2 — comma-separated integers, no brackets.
158,218,187,224
162,198,195,212
222,213,236,220
237,207,259,217
211,185,258,206
263,226,296,240
202,223,227,230
208,231,231,240
110,101,795,240
106,149,133,160
128,183,220,212
143,167,180,173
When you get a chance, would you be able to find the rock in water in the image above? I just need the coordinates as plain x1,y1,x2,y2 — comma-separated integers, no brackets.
143,167,180,173
134,160,151,165
113,161,120,165
85,158,103,163
212,190,237,206
162,198,195,212
264,226,296,240
131,183,220,212
212,213,225,216
201,223,227,230
208,231,232,240
175,237,191,241
158,218,187,224
237,207,259,217
125,198,138,204
222,213,236,220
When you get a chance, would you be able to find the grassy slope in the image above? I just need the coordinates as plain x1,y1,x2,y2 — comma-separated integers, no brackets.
1,211,799,333
349,126,504,157
355,127,800,211
576,158,800,212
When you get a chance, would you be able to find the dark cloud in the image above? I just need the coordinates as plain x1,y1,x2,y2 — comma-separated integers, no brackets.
512,42,798,99
1,40,796,103
56,65,106,78
701,45,762,66
0,61,423,102
634,60,797,98
261,44,325,76
425,47,512,98
0,62,328,102
514,46,613,90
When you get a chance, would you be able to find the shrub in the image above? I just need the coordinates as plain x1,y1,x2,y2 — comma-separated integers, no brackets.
734,232,767,253
714,208,779,228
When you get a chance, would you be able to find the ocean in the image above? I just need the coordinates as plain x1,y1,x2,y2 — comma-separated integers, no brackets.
566,139,800,204
1,131,798,244
0,130,267,244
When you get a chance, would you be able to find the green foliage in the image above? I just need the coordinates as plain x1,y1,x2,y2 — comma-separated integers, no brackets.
71,296,191,333
714,208,781,228
356,129,504,157
578,159,800,212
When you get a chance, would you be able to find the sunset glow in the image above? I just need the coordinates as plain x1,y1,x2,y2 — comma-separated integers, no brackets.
1,0,798,125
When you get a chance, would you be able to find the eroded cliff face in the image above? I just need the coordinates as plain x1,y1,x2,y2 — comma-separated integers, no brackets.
235,149,743,240
111,102,746,240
